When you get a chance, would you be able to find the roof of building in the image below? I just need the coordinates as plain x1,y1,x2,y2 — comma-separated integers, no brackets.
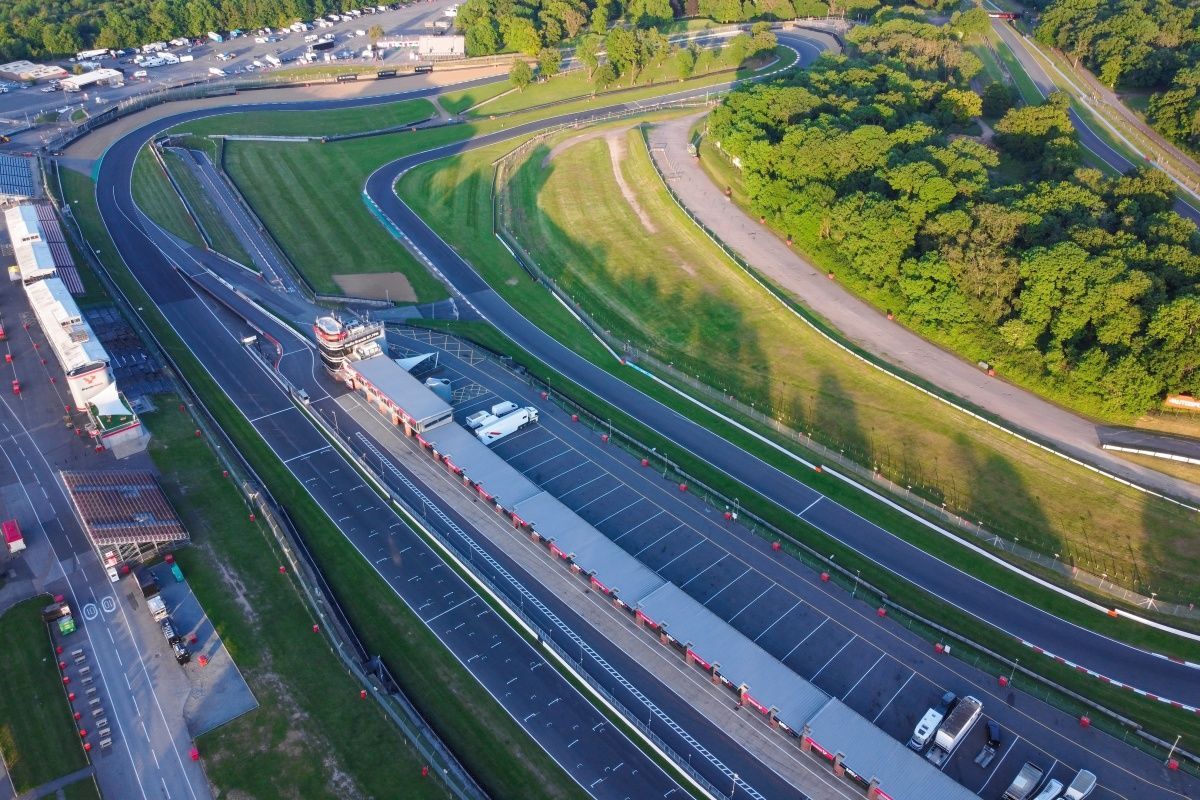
24,276,109,374
60,471,189,546
5,204,57,282
60,68,123,89
351,354,452,425
512,490,666,601
422,422,541,507
0,60,67,80
806,701,979,799
0,155,35,200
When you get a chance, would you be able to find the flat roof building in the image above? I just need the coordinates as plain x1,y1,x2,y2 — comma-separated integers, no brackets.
24,276,112,410
348,354,453,433
60,68,123,92
0,60,67,82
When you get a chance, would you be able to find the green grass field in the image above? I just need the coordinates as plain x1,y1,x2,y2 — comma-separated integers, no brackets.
60,167,589,800
0,596,88,794
496,126,1198,602
160,149,255,267
57,776,102,800
465,46,796,118
439,81,511,114
179,97,435,138
131,149,204,249
144,395,450,800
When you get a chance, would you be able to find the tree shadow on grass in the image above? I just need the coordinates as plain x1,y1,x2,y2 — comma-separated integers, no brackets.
505,138,776,407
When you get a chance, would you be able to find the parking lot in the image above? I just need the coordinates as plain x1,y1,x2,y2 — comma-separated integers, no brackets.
0,0,457,123
388,327,1196,800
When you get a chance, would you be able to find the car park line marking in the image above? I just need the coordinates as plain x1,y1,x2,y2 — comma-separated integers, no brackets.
506,437,560,462
871,672,914,722
702,567,752,607
809,636,855,680
538,460,589,484
754,602,802,642
556,473,606,499
975,736,1019,794
678,555,726,588
593,498,643,526
842,653,886,700
656,540,704,572
729,585,774,622
574,485,622,512
611,510,664,542
782,619,827,661
632,524,685,558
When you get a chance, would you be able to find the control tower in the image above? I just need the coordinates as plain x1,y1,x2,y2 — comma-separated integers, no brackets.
313,315,385,377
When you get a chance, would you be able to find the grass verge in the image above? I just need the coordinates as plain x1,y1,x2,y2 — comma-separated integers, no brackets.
60,168,588,800
159,149,255,267
178,97,436,138
131,149,204,249
393,123,1200,752
0,596,88,793
57,776,102,800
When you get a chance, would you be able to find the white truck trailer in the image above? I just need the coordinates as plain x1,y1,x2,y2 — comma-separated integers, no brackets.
926,695,982,767
476,407,538,445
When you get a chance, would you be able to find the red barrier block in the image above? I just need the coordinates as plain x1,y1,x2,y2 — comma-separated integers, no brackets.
83,742,91,752
422,766,430,778
249,513,256,522
814,465,823,474
278,565,285,573
59,661,67,670
68,692,76,702
222,470,229,478
74,712,81,720
678,483,688,492
640,458,649,467
820,572,830,582
997,675,1007,687
194,429,201,437
191,748,200,761
1169,759,1179,771
79,729,87,738
62,676,70,685
724,511,733,521
934,643,944,654
540,391,548,400
165,554,174,564
359,689,367,700
827,272,835,280
877,607,887,617
1079,716,1090,728
198,655,209,667
56,645,63,655
772,542,782,552
601,434,609,443
312,624,320,634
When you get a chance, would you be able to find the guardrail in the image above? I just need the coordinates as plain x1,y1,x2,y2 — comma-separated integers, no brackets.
43,160,485,800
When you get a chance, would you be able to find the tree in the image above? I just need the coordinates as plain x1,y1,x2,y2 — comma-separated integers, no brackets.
368,24,385,43
937,87,983,124
465,19,501,55
576,34,600,78
593,62,617,91
674,45,696,81
538,47,562,79
503,17,543,56
605,27,639,79
950,7,990,42
981,81,1015,119
510,59,534,90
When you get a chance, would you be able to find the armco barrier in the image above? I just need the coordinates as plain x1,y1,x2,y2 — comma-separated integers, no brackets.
642,126,1200,607
393,325,1200,776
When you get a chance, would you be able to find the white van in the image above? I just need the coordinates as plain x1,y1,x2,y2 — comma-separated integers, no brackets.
908,708,943,751
132,69,148,79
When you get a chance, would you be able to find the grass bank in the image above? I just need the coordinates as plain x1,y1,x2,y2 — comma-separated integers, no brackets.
179,97,436,138
395,124,1200,749
131,149,204,249
160,149,255,267
59,166,587,800
0,596,88,794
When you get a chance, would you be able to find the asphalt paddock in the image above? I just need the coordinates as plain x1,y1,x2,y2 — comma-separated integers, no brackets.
390,329,1181,800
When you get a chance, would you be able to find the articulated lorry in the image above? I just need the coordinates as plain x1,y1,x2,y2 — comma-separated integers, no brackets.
926,695,982,767
1003,762,1045,800
476,407,538,445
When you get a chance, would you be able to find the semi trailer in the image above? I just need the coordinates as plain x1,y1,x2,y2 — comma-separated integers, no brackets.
927,695,982,767
476,407,538,445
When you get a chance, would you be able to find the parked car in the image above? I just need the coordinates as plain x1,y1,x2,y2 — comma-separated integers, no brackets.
1063,771,1097,800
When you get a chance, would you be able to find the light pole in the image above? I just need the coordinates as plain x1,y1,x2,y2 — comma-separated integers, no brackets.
1008,658,1019,684
731,772,739,798
1166,734,1182,766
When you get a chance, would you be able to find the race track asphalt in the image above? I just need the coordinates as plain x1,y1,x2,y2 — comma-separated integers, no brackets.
88,27,1200,797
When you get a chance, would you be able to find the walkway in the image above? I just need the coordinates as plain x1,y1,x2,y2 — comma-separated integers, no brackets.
15,767,94,800
645,113,1200,507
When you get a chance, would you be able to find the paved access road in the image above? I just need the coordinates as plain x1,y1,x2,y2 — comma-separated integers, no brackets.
645,114,1200,509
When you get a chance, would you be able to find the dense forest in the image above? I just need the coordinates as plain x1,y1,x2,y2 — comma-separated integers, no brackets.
455,0,829,56
0,0,382,61
709,18,1200,415
1034,0,1200,153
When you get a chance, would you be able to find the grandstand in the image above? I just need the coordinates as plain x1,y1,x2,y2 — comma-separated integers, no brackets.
0,154,36,202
